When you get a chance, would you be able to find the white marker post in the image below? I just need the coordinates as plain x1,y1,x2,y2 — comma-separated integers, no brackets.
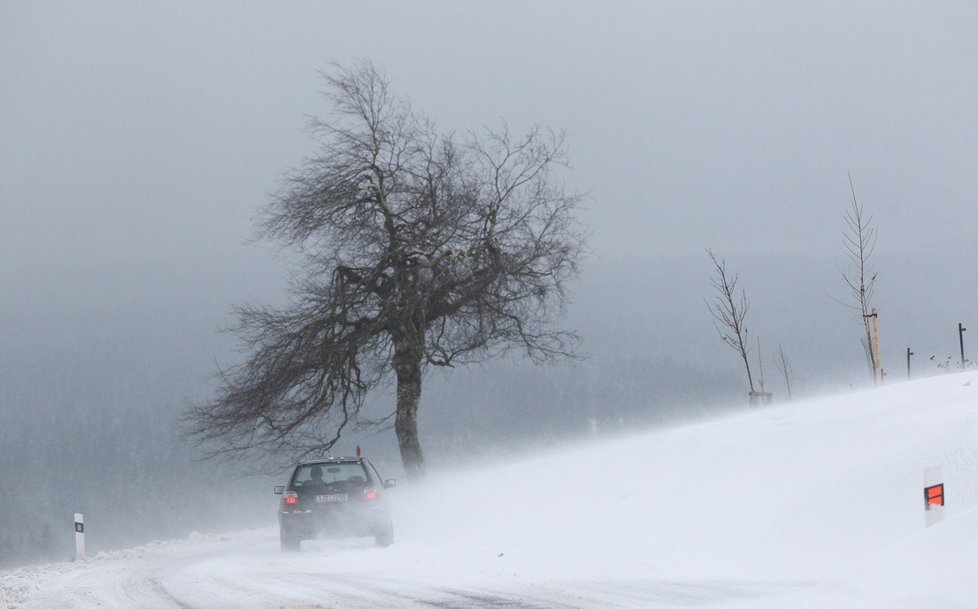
924,466,944,527
74,513,86,560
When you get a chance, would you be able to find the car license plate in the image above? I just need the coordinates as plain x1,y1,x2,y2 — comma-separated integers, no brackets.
315,494,348,503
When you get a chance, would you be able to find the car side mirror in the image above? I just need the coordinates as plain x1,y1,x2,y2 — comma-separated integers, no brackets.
384,479,396,489
274,486,285,494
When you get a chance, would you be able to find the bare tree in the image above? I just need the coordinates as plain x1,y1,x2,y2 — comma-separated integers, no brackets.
188,63,584,479
840,173,879,383
775,343,792,400
706,250,755,395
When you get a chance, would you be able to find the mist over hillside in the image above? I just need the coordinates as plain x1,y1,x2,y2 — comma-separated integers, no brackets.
0,232,957,564
0,253,746,568
1,244,969,568
3,1,978,574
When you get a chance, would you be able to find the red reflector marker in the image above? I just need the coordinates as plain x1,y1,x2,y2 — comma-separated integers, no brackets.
924,483,944,509
363,490,378,501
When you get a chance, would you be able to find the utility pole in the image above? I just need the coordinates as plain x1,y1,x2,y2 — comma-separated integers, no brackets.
907,347,913,378
959,323,967,370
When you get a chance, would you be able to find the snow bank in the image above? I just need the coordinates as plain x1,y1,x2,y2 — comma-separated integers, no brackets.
0,530,252,606
4,371,978,608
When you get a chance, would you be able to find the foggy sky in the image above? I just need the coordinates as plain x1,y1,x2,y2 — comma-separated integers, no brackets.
3,0,978,388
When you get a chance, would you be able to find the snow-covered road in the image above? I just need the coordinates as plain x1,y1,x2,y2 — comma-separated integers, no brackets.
1,529,810,608
5,372,978,608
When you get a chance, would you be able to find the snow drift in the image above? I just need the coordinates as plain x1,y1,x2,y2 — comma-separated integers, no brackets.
3,372,978,608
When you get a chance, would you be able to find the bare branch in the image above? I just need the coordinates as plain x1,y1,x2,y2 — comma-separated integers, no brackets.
775,344,792,401
839,173,879,381
705,250,755,394
189,62,585,476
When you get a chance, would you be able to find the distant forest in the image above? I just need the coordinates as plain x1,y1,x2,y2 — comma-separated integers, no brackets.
0,333,737,569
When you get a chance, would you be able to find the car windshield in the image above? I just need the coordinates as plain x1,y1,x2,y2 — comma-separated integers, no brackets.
292,462,368,487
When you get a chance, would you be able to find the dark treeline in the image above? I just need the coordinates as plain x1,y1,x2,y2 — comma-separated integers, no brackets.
0,340,276,568
0,253,827,570
419,356,740,465
0,335,738,569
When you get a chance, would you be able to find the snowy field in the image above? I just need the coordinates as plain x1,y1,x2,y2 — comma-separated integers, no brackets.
3,371,978,608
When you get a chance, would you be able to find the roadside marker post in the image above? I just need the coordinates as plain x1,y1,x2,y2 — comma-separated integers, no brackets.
924,466,944,527
925,484,944,507
74,513,86,560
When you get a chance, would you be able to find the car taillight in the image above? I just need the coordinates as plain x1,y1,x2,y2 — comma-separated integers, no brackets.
284,491,298,506
363,489,378,501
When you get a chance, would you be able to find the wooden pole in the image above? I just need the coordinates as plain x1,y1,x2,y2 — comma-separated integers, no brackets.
959,323,967,370
871,308,882,385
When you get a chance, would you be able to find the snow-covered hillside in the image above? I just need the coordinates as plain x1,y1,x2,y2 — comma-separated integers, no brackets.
4,372,978,608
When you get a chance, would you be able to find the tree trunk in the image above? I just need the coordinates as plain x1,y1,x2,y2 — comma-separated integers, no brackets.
863,316,876,381
393,332,426,481
738,335,755,393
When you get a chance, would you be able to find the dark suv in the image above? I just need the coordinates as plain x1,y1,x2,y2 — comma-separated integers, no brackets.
275,456,396,551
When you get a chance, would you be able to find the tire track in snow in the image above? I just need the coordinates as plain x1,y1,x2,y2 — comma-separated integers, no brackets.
4,533,813,608
148,576,199,609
